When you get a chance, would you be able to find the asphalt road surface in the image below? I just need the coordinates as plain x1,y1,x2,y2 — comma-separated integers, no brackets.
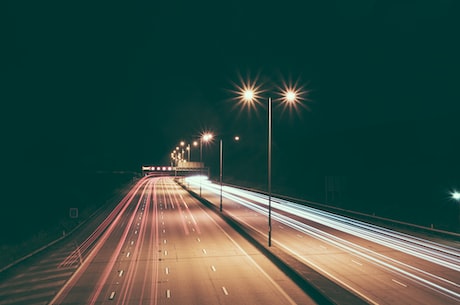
0,176,317,305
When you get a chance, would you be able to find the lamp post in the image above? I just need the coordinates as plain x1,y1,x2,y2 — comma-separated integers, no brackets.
199,132,213,197
220,138,223,211
180,141,186,164
186,144,190,162
452,191,460,227
220,135,240,212
238,79,304,247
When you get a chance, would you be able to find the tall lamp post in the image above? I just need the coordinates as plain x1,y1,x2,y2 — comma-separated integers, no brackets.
199,132,213,197
220,138,223,211
220,135,240,212
452,191,460,227
238,79,304,247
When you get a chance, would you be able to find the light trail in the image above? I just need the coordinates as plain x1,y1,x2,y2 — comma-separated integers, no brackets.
185,176,460,303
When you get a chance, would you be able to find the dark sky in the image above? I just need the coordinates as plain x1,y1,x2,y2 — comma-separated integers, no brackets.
5,1,460,199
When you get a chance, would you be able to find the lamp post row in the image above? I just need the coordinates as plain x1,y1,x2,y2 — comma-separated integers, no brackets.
240,82,303,247
170,77,305,248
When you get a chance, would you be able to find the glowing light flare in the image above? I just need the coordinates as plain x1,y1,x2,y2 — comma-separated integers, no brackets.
451,191,460,201
243,89,255,102
230,73,310,117
201,132,214,143
285,90,297,103
276,79,310,115
230,74,265,113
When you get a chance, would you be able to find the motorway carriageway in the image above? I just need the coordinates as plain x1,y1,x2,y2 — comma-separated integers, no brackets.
184,176,460,305
44,176,314,305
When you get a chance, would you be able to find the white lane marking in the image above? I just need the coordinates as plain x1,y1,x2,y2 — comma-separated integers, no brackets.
163,239,167,244
196,238,201,242
280,244,379,305
192,228,195,232
165,267,169,274
392,279,408,287
118,270,124,277
139,216,141,220
166,289,171,298
137,223,140,226
126,252,130,258
222,286,229,295
352,259,362,266
296,234,303,238
202,249,207,254
109,291,116,300
164,250,168,256
131,241,134,245
201,209,298,305
211,265,216,272
134,230,138,235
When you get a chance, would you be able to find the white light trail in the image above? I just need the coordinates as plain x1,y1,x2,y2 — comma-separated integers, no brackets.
185,177,460,302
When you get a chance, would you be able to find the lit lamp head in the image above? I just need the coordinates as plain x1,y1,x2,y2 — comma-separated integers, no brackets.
202,132,214,142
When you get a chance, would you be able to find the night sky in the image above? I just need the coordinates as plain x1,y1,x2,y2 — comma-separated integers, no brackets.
4,0,460,240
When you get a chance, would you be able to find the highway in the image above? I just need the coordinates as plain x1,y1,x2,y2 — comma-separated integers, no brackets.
0,176,315,305
185,176,460,305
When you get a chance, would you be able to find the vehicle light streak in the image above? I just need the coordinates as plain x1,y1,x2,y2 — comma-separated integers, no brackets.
187,177,460,271
165,183,190,235
50,177,150,304
185,177,460,302
87,179,153,305
273,207,460,301
58,180,146,268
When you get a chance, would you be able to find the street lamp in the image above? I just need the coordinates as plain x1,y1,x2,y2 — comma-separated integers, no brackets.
199,132,214,196
192,141,198,161
220,135,240,212
180,141,185,162
237,78,305,247
179,140,192,162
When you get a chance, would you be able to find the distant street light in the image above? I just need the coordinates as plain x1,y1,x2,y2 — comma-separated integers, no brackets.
179,141,192,162
236,76,306,247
